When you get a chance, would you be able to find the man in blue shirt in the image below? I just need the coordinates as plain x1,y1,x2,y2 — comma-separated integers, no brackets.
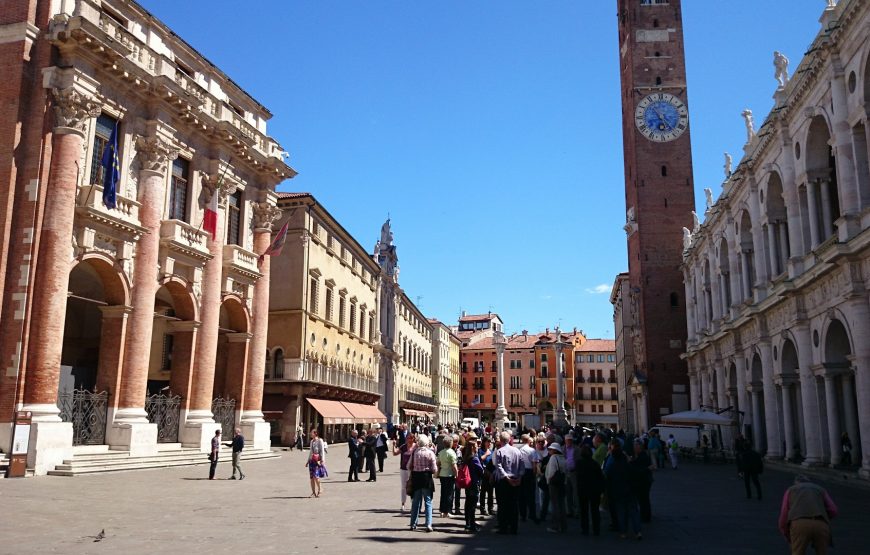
493,431,525,534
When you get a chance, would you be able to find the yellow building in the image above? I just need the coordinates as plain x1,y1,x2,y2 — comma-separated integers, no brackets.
267,193,384,445
431,320,461,425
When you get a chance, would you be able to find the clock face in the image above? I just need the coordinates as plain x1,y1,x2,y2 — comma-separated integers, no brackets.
635,93,689,142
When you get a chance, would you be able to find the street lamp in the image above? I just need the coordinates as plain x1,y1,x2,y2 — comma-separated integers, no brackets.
493,330,508,432
553,326,568,428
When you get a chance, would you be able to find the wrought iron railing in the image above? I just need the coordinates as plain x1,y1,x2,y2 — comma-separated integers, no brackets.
58,388,108,446
145,392,182,443
211,397,237,438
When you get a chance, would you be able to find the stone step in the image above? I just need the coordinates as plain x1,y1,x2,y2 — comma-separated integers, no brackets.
47,450,279,477
65,448,201,463
59,449,271,467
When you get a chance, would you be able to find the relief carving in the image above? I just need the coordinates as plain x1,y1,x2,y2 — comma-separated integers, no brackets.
135,135,179,174
251,201,281,231
52,88,102,133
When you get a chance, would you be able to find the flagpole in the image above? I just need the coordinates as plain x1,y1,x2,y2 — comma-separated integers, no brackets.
197,156,233,232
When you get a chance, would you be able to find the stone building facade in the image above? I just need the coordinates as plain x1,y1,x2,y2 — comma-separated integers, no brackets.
573,339,619,429
611,273,639,432
0,0,293,474
374,221,435,425
265,193,383,445
682,0,870,477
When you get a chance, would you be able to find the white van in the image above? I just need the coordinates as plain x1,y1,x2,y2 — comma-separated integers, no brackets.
502,420,519,436
461,417,480,430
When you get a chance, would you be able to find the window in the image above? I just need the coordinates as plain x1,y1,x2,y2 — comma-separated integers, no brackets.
161,333,174,371
530,359,535,369
463,395,467,404
462,362,467,373
226,190,242,246
491,360,496,371
90,113,118,185
369,314,375,342
587,355,594,363
541,382,549,398
598,355,605,363
541,353,548,362
599,404,604,413
339,296,346,328
611,405,617,413
608,354,616,363
309,279,318,314
325,288,334,322
169,158,189,222
578,404,584,412
273,349,284,379
492,395,496,404
611,387,617,399
670,292,679,308
359,307,365,338
661,165,667,176
349,302,357,334
592,404,597,413
541,364,548,378
610,369,616,379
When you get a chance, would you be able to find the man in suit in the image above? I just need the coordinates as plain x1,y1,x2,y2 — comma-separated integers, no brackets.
347,429,360,482
365,428,378,482
376,425,389,473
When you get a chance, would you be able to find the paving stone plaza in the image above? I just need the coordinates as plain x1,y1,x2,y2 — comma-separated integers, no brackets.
2,451,869,554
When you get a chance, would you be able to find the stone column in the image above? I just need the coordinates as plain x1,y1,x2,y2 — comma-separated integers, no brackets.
180,170,236,451
751,388,764,452
778,223,790,271
759,341,783,458
638,389,649,432
94,306,133,402
806,181,821,249
823,373,841,466
829,61,861,236
553,331,567,427
844,299,870,476
167,322,200,407
700,369,710,408
734,356,748,420
683,273,696,339
740,251,753,302
766,224,780,277
23,82,100,474
224,332,252,419
108,127,178,457
728,244,741,310
493,331,508,430
818,179,834,240
240,198,281,450
781,382,796,460
715,363,728,410
794,325,824,465
709,269,721,322
688,369,700,411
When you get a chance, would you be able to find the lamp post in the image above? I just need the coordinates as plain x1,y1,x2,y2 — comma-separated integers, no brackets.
553,326,569,428
493,330,508,432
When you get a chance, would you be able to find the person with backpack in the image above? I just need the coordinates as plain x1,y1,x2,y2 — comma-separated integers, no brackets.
459,434,484,533
545,443,568,533
740,444,764,500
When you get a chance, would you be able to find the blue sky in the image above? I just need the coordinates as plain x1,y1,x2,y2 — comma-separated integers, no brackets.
141,0,823,338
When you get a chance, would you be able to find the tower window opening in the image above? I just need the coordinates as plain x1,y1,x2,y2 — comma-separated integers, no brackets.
661,165,667,176
656,76,662,86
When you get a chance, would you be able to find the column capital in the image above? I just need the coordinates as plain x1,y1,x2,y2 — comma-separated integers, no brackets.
135,134,179,176
251,201,282,232
201,168,238,208
50,87,102,136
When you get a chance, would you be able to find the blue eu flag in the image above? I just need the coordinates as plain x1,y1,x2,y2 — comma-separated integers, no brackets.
100,123,120,210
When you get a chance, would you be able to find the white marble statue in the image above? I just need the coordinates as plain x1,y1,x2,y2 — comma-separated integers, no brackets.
627,206,636,222
724,152,733,178
742,109,756,143
774,51,790,88
373,239,381,257
394,264,400,283
682,227,693,251
692,210,701,234
704,187,714,210
826,0,836,9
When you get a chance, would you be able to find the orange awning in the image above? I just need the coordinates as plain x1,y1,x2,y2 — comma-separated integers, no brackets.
341,401,387,423
307,398,355,425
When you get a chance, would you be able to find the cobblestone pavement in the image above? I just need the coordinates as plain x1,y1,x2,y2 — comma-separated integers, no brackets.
1,449,868,554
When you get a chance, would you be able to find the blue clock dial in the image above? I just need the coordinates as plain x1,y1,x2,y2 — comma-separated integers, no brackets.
634,93,689,142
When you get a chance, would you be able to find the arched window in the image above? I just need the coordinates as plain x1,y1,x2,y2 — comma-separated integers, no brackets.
655,76,662,86
661,165,667,177
670,292,679,308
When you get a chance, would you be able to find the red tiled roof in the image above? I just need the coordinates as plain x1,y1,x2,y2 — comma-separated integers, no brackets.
578,339,615,352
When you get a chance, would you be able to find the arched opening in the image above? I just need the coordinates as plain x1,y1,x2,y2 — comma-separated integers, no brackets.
213,296,250,402
805,116,841,246
737,211,755,302
765,172,790,275
750,353,766,453
779,339,804,460
823,319,860,466
59,256,129,445
702,258,714,322
856,54,870,209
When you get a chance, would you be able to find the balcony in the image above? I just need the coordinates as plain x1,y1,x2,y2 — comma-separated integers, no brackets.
75,184,144,239
472,383,484,390
404,392,436,406
222,244,261,293
159,219,212,265
608,377,617,384
277,362,379,394
576,376,585,383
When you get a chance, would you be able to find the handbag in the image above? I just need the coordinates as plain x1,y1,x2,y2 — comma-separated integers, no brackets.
207,452,214,462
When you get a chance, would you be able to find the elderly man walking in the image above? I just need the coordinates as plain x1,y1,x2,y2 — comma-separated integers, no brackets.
493,431,525,535
778,475,838,555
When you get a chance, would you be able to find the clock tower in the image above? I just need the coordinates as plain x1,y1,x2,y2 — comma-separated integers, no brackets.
617,0,694,425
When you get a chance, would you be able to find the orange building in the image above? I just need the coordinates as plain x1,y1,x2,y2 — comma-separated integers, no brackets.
573,339,618,429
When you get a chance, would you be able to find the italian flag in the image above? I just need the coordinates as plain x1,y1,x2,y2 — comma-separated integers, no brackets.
203,190,218,239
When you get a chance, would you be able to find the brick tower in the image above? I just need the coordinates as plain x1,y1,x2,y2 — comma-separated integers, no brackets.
616,0,694,425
